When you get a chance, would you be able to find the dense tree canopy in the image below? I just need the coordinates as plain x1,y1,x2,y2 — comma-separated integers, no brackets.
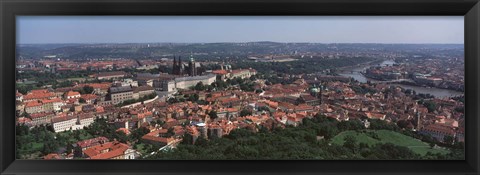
145,114,460,160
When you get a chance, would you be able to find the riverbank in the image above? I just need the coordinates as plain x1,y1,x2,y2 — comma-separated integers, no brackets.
361,71,464,93
338,60,464,98
337,59,385,72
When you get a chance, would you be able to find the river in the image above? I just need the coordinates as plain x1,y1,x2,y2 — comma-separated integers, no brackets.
338,60,463,98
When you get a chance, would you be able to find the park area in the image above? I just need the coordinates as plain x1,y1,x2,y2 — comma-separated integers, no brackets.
331,130,450,156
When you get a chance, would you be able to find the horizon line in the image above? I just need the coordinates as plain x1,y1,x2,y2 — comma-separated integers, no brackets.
17,41,465,45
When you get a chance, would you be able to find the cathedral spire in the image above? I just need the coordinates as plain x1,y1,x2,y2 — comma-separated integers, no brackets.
173,55,177,75
178,56,182,75
173,55,177,65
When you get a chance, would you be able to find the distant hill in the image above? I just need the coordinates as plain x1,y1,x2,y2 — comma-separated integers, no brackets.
16,42,464,60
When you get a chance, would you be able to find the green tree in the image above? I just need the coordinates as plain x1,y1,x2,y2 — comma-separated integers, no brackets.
167,127,175,137
205,85,214,92
115,131,129,143
443,135,454,145
208,110,218,120
188,94,199,102
423,101,437,113
83,85,94,94
66,143,74,154
42,137,58,155
240,109,252,117
168,97,178,104
343,135,358,154
195,82,205,91
73,146,83,158
129,127,150,142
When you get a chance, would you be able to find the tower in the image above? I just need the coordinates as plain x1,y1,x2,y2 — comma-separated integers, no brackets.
318,82,324,104
416,111,422,130
172,56,177,75
178,57,183,75
188,54,197,76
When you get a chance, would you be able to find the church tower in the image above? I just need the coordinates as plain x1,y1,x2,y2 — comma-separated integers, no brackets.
172,56,177,75
416,111,422,130
178,56,183,75
318,82,324,104
188,54,197,76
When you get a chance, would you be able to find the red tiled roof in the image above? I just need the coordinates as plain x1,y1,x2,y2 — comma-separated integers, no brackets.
137,111,153,119
66,91,81,97
95,106,105,113
278,102,296,110
78,83,111,90
227,108,238,113
44,153,61,159
230,69,249,74
295,104,313,111
23,90,56,100
212,70,228,75
51,115,77,123
422,124,456,135
17,117,32,124
116,128,131,135
30,89,49,94
81,94,98,100
42,98,63,104
76,137,109,148
145,129,168,136
30,112,53,119
365,112,385,119
302,95,318,101
186,125,200,136
141,135,174,144
25,101,42,108
83,141,129,159
219,97,240,104
78,113,95,120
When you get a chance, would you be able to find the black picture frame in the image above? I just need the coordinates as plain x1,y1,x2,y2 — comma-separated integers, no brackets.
1,0,479,174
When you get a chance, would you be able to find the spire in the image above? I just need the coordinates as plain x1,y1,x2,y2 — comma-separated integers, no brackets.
173,55,177,75
178,56,182,75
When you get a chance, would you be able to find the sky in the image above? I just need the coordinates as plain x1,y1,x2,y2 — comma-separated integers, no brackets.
16,16,464,44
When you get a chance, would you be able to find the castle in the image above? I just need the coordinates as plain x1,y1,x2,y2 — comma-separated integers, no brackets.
172,55,200,76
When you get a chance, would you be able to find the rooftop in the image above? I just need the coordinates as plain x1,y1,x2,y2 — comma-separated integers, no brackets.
110,86,133,94
66,91,81,97
174,74,216,82
83,141,129,159
76,137,109,148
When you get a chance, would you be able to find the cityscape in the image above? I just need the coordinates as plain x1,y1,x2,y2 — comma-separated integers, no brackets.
15,17,465,160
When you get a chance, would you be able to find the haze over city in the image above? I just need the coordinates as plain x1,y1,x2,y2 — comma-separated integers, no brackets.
17,16,463,44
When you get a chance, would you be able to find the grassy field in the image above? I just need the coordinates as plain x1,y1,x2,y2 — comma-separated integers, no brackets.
331,130,450,156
